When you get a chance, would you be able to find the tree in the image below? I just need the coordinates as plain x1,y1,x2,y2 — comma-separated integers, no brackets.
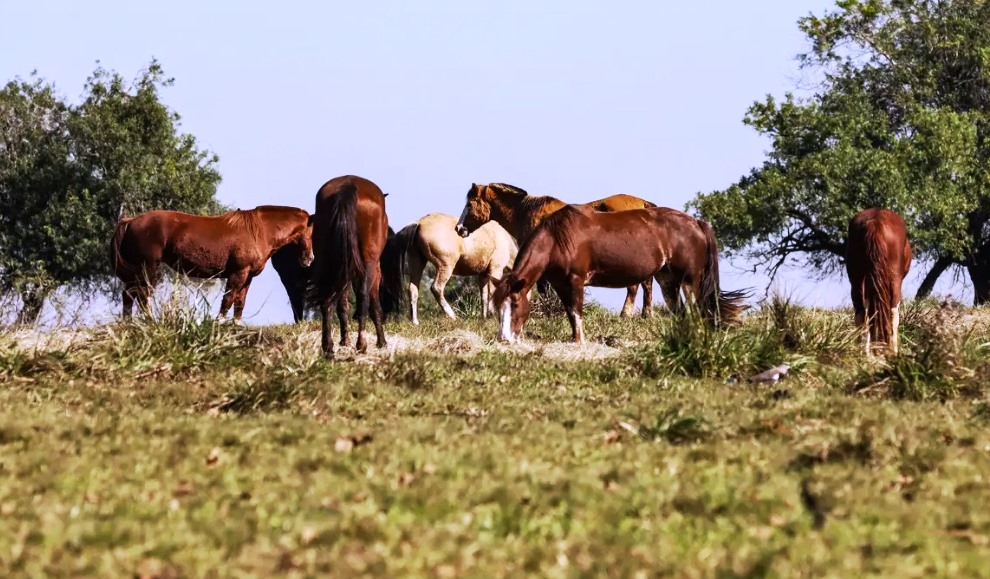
0,60,223,323
691,0,990,303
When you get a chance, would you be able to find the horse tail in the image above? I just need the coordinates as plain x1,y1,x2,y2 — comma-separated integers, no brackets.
864,220,893,345
696,218,749,325
308,183,364,307
109,217,137,279
380,223,418,312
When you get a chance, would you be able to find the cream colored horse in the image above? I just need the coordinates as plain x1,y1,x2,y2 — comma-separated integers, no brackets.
386,213,518,324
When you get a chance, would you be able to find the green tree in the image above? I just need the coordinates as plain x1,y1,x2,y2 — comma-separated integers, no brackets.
0,60,223,323
691,0,990,303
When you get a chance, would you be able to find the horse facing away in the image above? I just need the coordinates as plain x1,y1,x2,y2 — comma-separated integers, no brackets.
845,208,912,356
110,205,313,321
454,183,657,317
491,204,748,344
272,225,398,323
307,175,391,358
382,213,517,325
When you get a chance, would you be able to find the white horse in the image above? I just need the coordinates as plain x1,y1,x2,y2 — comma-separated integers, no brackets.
384,213,517,325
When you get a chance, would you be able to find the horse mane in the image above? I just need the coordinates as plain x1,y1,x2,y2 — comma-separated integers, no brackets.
488,183,528,197
537,205,583,254
219,207,266,241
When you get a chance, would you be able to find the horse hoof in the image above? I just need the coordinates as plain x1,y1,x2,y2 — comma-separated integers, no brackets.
377,339,387,349
356,343,368,354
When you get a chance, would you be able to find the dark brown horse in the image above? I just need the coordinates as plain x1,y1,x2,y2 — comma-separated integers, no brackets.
110,205,313,320
845,208,912,355
307,175,391,357
491,205,747,343
454,183,658,317
273,225,398,323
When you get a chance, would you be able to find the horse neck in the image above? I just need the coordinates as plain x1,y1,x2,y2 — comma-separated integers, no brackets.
487,190,539,241
512,230,553,291
260,210,302,251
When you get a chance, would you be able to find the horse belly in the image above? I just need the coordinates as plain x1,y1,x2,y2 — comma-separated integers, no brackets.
587,245,661,287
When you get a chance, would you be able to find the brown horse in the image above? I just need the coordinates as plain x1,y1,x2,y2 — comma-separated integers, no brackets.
845,208,912,355
491,204,747,343
307,175,391,358
454,183,657,317
273,225,399,323
110,205,313,320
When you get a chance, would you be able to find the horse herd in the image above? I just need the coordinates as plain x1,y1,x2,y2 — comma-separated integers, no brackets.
110,175,912,359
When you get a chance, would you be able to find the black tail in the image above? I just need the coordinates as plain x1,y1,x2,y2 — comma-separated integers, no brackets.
307,183,364,308
696,219,749,325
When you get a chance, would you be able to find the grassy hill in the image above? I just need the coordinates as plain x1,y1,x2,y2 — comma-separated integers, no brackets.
1,295,989,576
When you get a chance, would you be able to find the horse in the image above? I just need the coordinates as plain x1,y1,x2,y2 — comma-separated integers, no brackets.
272,225,398,324
454,183,657,317
845,208,912,356
109,205,313,321
382,213,518,325
491,204,748,344
307,175,393,358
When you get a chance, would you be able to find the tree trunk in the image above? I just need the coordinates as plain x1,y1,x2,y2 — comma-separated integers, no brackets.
967,253,990,305
915,256,954,299
16,285,50,325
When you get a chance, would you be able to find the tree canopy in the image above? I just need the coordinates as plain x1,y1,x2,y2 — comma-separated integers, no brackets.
691,0,990,303
0,60,223,322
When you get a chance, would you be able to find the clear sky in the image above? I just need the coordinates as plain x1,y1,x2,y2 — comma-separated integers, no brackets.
3,0,968,325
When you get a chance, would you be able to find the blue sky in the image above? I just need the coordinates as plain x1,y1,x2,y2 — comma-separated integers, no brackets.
4,1,968,325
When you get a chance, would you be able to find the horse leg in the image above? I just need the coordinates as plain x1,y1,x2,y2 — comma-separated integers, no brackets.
431,264,457,320
218,270,248,321
552,276,585,344
122,285,137,318
355,271,370,353
890,279,902,356
656,275,682,314
336,288,350,347
367,261,387,349
641,280,654,318
320,299,335,359
407,250,426,325
851,280,869,356
620,285,638,318
233,276,254,323
480,274,492,318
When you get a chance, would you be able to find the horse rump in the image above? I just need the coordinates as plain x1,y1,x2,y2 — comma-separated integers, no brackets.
307,182,365,308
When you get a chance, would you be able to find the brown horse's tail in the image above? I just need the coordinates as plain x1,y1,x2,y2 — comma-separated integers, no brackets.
308,183,365,307
864,221,893,345
379,223,416,317
109,217,137,280
696,218,749,325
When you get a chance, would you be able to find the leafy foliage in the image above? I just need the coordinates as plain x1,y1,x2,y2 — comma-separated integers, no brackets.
691,0,990,302
0,60,222,322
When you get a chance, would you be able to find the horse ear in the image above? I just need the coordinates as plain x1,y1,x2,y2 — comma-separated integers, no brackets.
383,193,389,198
307,214,315,226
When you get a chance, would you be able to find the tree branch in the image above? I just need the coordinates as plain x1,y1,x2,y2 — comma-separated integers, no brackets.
916,255,955,299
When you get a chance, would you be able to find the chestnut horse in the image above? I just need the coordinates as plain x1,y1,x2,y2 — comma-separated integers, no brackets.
382,213,518,324
307,175,391,358
454,183,657,317
272,225,398,323
491,205,748,343
110,205,313,320
845,208,912,355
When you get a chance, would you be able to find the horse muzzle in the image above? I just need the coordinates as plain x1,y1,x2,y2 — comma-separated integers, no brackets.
301,251,314,268
455,224,469,238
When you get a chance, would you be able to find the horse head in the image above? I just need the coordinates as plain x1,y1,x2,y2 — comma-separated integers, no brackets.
491,272,531,344
455,183,491,237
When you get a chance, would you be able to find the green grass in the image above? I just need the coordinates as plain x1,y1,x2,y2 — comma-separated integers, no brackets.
1,295,990,577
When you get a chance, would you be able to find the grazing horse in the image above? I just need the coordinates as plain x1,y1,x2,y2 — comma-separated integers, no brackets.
273,225,398,323
382,213,518,324
491,205,747,344
454,183,657,317
845,208,912,355
307,175,391,358
110,206,313,320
